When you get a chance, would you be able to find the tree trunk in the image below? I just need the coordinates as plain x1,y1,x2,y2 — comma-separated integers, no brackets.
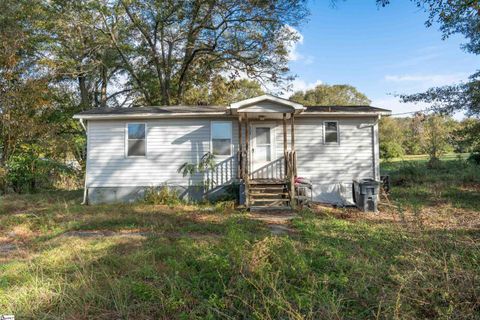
78,73,90,110
100,65,107,108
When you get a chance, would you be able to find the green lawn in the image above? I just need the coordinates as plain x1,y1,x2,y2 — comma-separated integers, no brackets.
1,158,479,319
384,152,470,163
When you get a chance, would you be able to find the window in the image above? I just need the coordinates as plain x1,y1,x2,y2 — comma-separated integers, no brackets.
127,123,146,156
324,121,339,144
211,122,232,156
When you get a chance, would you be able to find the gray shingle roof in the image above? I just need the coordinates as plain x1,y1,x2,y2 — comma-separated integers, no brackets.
304,105,390,113
75,105,389,116
76,105,227,115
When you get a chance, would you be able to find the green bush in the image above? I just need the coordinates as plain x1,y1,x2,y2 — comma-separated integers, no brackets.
143,185,182,205
467,152,480,165
5,152,78,193
380,141,404,160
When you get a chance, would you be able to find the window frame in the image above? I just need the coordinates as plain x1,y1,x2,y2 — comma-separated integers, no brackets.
210,121,233,157
125,122,147,158
323,120,340,145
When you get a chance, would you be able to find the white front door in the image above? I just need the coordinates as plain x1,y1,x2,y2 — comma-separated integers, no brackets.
251,124,276,175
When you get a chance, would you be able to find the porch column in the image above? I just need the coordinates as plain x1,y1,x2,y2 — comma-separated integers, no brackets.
237,116,243,180
290,113,296,209
245,116,250,207
283,113,287,176
290,113,295,154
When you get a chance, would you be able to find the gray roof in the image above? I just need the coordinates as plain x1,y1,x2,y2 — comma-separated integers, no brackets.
76,105,227,115
304,105,390,113
75,105,389,116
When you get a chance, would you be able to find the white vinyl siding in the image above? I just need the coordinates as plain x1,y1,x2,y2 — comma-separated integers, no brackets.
85,116,377,204
86,119,238,188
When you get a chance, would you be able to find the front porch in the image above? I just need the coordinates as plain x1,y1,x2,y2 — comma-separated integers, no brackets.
230,95,304,210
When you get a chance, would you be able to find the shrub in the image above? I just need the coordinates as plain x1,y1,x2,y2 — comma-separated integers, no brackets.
143,185,182,205
5,153,79,193
380,141,404,160
467,152,480,165
0,166,6,194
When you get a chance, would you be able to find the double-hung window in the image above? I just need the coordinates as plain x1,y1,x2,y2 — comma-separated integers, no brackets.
211,121,232,156
126,123,146,157
324,121,339,144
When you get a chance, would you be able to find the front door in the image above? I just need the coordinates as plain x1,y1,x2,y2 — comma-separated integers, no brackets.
251,124,276,178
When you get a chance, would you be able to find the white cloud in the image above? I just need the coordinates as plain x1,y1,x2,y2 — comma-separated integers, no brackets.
285,25,304,62
284,25,314,65
279,79,323,98
385,73,468,87
372,96,429,116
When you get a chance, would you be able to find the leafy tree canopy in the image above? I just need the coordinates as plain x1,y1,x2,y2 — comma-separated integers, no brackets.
377,0,480,117
289,84,371,106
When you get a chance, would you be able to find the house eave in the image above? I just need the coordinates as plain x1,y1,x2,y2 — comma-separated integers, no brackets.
299,111,391,117
73,112,231,120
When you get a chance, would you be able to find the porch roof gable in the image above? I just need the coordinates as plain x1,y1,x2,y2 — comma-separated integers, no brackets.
228,94,305,115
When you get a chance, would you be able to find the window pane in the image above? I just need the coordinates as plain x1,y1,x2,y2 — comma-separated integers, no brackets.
128,139,145,156
325,132,338,143
325,122,337,132
255,127,270,145
255,145,271,162
128,124,145,139
211,122,231,139
212,139,231,155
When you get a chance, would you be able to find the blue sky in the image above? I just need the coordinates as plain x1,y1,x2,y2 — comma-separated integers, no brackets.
284,0,479,115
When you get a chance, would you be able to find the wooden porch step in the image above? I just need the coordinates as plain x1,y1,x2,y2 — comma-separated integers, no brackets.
251,198,289,202
250,179,286,185
250,206,293,212
248,179,290,209
250,184,286,189
250,192,288,197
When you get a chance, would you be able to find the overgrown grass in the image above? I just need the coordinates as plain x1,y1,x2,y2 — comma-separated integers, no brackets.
1,159,480,319
385,152,470,163
382,156,480,212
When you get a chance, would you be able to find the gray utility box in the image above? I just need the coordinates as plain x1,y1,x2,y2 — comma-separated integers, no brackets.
353,179,380,212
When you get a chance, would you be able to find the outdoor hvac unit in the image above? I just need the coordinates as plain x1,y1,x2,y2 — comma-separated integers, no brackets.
353,179,380,212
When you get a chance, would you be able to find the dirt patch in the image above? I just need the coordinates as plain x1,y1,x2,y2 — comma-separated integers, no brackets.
61,230,152,238
247,211,296,224
0,241,30,262
267,224,295,235
310,203,480,231
0,243,19,254
60,229,222,241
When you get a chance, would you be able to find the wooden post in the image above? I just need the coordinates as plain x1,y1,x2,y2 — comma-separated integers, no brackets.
245,116,250,207
237,117,242,180
283,113,287,177
290,113,295,152
290,113,296,209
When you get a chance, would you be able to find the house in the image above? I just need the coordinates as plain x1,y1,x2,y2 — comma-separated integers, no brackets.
73,94,391,209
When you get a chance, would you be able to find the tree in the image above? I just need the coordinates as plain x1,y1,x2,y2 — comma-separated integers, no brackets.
453,118,480,153
0,0,50,167
379,117,405,160
376,1,480,117
103,0,308,106
183,76,264,105
289,84,371,106
421,115,455,167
